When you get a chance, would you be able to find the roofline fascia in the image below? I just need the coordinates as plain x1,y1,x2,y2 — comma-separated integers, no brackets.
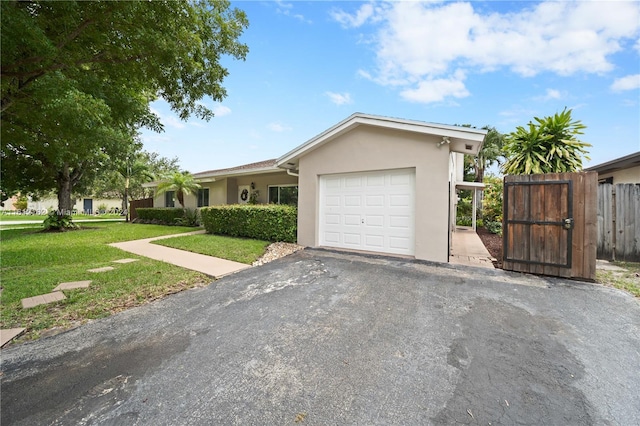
584,151,640,173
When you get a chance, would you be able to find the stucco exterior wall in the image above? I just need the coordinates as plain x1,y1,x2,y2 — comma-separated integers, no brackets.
297,125,451,263
152,172,298,207
230,172,298,204
598,165,640,184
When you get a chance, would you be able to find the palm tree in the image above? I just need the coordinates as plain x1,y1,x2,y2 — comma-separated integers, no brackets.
119,156,155,217
502,108,591,175
155,171,201,208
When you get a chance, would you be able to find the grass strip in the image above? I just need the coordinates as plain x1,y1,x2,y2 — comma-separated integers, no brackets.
596,261,640,298
152,233,270,265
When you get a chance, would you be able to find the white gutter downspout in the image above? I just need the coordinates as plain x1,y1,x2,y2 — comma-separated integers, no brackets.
287,169,299,177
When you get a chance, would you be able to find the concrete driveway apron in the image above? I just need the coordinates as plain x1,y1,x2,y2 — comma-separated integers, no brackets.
2,249,639,425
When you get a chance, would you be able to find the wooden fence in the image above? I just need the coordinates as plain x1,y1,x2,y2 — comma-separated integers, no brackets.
596,184,640,262
129,197,154,221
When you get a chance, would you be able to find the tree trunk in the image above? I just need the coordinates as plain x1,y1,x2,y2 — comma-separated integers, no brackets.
57,165,74,215
177,190,184,208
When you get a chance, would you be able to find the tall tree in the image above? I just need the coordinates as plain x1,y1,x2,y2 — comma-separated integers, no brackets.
93,150,181,213
502,108,591,175
156,172,202,209
1,0,248,215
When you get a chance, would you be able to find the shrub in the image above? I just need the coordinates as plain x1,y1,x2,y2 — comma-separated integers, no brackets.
485,220,503,236
12,196,28,211
201,204,297,242
135,208,187,225
483,175,503,223
175,208,201,227
43,211,78,231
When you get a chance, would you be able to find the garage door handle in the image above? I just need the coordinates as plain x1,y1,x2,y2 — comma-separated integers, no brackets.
361,218,365,224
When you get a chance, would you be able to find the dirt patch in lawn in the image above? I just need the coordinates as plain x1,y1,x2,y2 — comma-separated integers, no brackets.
476,227,502,268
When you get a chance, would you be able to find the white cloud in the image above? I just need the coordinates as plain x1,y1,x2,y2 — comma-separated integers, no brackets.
149,106,185,129
535,88,563,101
213,105,232,116
268,122,292,132
337,1,640,103
611,74,640,91
326,91,353,105
400,70,470,103
331,3,375,28
275,0,311,24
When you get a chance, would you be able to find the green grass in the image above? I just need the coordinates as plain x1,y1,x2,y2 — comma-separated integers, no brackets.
152,233,270,265
0,213,123,222
596,261,640,298
0,222,210,341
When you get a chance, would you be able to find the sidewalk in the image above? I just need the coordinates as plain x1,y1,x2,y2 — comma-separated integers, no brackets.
109,230,250,278
449,227,495,269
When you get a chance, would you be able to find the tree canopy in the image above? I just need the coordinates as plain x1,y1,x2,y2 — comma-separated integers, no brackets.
502,108,591,175
464,126,505,182
1,0,249,215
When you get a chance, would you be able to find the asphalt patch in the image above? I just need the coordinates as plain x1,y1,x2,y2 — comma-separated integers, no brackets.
1,333,191,425
433,298,598,425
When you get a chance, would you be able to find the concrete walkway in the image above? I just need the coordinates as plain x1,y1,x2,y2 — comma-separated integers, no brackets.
449,227,495,269
109,230,250,278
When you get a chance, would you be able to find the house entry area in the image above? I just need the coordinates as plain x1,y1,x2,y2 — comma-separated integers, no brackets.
318,168,415,256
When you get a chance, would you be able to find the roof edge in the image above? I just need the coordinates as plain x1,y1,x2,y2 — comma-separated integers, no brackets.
277,112,487,168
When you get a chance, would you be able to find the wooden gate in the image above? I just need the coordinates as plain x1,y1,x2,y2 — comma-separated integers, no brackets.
502,172,597,280
129,197,154,221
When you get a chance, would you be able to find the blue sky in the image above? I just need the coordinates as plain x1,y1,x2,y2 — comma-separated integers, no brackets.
140,0,640,175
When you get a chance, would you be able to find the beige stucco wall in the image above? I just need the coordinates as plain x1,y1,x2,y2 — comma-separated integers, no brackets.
297,125,451,263
599,165,640,184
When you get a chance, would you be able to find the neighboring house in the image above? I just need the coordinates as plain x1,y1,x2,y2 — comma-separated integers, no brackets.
148,113,487,263
585,151,640,184
27,196,122,214
1,195,121,214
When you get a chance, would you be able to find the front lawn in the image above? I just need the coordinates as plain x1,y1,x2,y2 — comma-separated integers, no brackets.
0,223,209,342
152,233,270,265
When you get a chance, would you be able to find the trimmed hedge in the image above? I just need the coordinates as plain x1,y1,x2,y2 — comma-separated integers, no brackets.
135,208,186,225
200,204,297,243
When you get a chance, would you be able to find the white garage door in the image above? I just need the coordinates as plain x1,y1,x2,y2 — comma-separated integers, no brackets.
319,169,415,256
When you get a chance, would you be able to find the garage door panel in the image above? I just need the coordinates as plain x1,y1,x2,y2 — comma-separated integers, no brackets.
366,215,384,227
367,175,385,186
389,236,411,250
345,176,363,188
343,233,361,245
325,214,340,225
324,232,340,243
319,169,415,256
365,235,384,249
366,195,385,207
390,194,410,207
389,215,411,229
325,195,341,206
344,215,361,226
344,195,361,206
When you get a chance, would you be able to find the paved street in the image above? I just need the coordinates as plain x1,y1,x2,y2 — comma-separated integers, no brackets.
2,249,639,425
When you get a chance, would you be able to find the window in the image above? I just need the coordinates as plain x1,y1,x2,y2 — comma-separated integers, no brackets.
197,188,209,207
268,185,298,206
165,191,175,207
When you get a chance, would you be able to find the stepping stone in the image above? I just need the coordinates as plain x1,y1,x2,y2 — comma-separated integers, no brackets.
112,258,139,264
53,280,92,292
21,292,66,309
1,328,26,348
87,266,115,273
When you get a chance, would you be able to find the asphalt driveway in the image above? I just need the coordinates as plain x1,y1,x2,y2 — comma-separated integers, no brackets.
2,249,639,425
